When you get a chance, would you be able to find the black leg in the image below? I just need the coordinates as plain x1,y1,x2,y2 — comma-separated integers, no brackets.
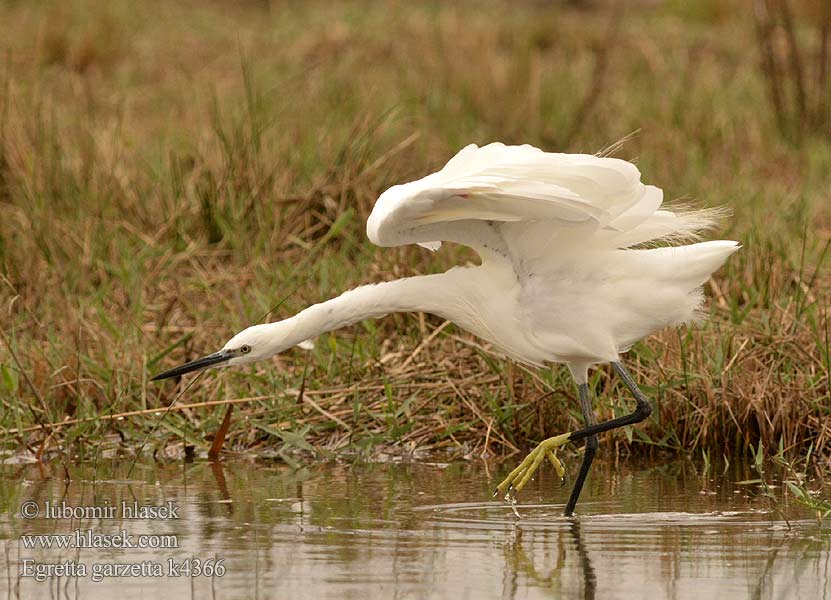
565,362,652,445
564,383,598,516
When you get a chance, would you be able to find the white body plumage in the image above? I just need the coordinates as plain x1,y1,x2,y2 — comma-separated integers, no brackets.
214,142,738,384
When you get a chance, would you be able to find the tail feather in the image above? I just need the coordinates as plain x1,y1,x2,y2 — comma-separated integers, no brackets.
610,240,740,350
624,240,741,291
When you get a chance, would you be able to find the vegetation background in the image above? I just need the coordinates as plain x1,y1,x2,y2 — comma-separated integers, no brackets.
0,0,829,472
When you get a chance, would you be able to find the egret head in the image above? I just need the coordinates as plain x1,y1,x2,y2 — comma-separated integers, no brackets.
151,323,285,381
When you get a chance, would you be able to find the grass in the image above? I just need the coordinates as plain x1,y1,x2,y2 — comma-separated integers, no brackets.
0,0,829,470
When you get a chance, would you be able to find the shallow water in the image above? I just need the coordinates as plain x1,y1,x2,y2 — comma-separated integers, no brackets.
0,458,828,599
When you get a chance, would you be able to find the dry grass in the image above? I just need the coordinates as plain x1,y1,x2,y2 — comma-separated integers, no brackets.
0,0,829,467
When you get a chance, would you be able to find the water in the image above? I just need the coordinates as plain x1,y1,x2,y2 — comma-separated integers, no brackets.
0,458,828,599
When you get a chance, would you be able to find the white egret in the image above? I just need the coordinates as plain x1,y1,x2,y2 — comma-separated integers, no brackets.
153,142,739,515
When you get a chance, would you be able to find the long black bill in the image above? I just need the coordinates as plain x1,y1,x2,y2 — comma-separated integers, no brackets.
151,350,231,381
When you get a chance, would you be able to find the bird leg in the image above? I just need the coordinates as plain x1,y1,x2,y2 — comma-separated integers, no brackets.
565,362,652,445
494,362,652,513
564,383,598,516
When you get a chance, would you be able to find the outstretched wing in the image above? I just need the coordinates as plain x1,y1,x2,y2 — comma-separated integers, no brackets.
366,142,665,259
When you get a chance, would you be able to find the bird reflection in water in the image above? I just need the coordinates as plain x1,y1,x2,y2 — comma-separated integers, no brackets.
502,520,596,600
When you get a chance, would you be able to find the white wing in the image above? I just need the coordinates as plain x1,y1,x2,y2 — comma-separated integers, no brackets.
367,143,679,258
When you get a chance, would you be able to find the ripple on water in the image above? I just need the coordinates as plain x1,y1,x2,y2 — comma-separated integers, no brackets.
412,500,817,533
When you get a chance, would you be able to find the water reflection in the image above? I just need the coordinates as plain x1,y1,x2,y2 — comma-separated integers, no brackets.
569,521,596,600
502,520,596,600
0,458,827,599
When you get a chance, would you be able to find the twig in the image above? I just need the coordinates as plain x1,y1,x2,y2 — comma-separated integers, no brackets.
4,395,274,435
399,320,451,370
300,394,352,431
448,379,519,453
817,2,830,130
778,0,807,125
721,337,750,376
208,405,234,460
0,327,53,433
562,1,621,145
754,0,789,137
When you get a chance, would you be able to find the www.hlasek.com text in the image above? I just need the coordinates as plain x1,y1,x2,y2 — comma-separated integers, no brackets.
21,530,178,550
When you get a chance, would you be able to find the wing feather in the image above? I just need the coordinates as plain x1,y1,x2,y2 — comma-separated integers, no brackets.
367,142,689,259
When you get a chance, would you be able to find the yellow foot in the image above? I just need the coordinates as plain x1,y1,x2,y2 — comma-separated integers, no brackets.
494,432,571,501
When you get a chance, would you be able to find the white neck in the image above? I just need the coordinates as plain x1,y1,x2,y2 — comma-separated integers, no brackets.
261,270,469,354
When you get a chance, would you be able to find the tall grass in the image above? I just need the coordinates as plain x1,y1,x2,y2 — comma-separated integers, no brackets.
0,0,829,466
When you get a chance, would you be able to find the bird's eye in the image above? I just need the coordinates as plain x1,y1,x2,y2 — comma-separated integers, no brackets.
240,345,251,354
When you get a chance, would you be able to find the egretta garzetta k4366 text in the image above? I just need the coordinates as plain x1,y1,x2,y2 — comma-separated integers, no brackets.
153,142,740,516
